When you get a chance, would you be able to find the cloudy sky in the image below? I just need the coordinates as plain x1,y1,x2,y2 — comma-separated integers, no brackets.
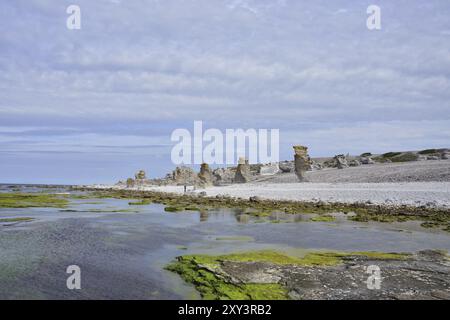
1,0,449,184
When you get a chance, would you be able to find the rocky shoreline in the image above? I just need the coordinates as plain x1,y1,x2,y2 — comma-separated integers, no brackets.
166,250,450,300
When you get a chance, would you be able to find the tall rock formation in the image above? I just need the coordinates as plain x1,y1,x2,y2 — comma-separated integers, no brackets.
234,157,251,183
293,145,311,182
198,163,214,187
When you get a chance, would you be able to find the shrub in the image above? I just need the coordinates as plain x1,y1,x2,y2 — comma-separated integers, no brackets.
382,152,402,158
418,149,437,155
390,152,418,162
360,152,372,157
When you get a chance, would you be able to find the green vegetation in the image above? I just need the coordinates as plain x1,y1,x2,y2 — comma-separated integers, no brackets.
166,250,409,300
374,152,418,163
59,209,139,213
418,149,438,155
0,193,69,208
390,152,418,162
0,217,34,223
360,152,372,157
215,236,254,241
164,206,184,212
382,152,402,158
128,199,152,206
310,215,335,222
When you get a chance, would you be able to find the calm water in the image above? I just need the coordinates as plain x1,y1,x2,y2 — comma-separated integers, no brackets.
1,185,449,299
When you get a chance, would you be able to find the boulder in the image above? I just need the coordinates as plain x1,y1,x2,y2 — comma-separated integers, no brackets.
360,157,375,165
134,170,147,180
442,153,449,160
213,167,235,185
348,159,361,167
293,145,311,182
334,154,348,169
259,163,280,176
278,161,294,173
172,166,198,185
427,155,440,160
134,170,148,186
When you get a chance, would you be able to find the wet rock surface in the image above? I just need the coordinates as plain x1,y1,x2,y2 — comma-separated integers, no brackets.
205,250,450,300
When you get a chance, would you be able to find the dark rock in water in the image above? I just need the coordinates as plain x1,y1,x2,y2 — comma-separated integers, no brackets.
234,158,251,183
293,145,311,181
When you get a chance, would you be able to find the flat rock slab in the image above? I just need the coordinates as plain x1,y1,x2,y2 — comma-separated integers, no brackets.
219,250,450,300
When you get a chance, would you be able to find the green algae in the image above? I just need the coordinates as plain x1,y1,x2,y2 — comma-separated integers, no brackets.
128,199,152,206
72,188,450,231
0,217,34,223
0,193,69,208
310,215,335,222
215,236,254,241
166,249,410,300
164,206,184,212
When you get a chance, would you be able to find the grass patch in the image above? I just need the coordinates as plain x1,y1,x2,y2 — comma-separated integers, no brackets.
390,152,418,162
310,215,335,222
215,236,254,241
0,193,69,208
128,199,152,206
0,217,34,223
418,149,438,155
164,206,184,212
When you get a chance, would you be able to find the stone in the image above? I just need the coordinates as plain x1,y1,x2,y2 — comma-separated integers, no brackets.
212,167,235,185
249,196,262,203
198,163,214,187
348,159,360,167
442,153,449,160
234,158,252,183
259,163,280,176
134,170,147,180
360,157,375,165
427,156,440,160
334,154,348,169
126,178,134,188
172,166,198,185
278,161,294,173
293,145,312,182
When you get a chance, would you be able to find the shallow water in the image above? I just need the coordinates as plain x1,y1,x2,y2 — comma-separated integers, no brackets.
0,185,449,299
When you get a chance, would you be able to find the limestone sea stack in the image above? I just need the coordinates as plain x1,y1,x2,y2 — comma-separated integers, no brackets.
293,145,311,182
198,163,214,187
234,157,251,183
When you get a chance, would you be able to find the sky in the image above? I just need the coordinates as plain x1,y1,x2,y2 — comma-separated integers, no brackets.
0,0,449,184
